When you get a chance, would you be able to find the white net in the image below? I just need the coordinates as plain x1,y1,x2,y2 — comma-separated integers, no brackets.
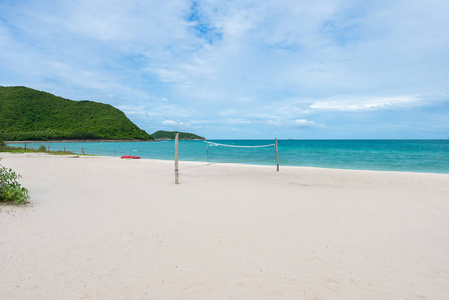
204,141,277,165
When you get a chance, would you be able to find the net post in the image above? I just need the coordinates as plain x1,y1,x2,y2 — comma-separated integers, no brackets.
175,133,179,184
275,138,279,172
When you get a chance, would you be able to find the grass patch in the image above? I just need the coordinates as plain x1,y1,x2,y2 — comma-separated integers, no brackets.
0,144,78,156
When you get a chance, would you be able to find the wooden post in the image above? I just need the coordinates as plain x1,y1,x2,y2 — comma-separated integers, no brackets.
64,147,66,152
275,138,279,172
114,150,116,157
175,133,179,184
48,144,50,151
24,142,27,150
82,147,85,155
101,148,103,156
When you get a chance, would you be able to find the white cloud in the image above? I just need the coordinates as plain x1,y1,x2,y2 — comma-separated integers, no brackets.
229,119,251,124
294,119,325,128
190,120,213,125
260,118,324,129
162,120,183,126
310,96,424,111
264,119,282,126
152,68,188,84
218,109,238,116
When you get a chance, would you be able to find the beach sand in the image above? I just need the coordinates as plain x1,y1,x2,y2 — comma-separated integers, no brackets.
1,153,448,299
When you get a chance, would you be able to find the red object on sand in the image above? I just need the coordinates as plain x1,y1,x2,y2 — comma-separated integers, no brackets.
121,155,141,159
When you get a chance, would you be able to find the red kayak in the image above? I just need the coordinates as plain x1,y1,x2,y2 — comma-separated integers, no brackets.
121,155,141,159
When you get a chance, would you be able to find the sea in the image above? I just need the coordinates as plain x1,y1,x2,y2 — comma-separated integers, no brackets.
7,140,449,174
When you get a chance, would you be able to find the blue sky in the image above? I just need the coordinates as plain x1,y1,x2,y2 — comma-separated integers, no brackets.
1,0,448,139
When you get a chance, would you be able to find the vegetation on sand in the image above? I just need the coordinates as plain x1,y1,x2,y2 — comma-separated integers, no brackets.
0,158,30,204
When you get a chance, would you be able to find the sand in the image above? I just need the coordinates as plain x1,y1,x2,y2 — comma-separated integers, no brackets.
1,153,448,299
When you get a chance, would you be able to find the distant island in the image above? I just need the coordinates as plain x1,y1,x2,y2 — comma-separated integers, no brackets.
0,86,154,141
152,130,205,140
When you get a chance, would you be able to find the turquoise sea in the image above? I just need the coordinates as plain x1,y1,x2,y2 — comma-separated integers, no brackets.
7,140,449,174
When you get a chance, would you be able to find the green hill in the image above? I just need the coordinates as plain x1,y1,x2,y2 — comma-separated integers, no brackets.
152,130,205,140
0,86,154,141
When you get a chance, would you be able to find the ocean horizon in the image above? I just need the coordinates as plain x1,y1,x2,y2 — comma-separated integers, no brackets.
6,139,449,174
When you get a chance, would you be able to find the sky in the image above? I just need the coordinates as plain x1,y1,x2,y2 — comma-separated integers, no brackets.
1,0,448,139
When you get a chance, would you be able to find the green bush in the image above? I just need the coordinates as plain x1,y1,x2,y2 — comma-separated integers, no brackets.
38,145,47,152
0,161,30,204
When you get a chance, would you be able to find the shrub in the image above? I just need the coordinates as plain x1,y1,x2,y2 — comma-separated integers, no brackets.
38,145,47,152
0,161,30,204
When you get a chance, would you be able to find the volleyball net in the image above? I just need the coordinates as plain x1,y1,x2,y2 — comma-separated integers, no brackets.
204,140,279,169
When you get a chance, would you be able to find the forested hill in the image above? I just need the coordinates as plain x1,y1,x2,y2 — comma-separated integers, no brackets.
0,86,154,141
152,130,205,140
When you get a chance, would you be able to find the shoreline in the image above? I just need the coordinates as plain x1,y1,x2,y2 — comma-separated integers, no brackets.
5,139,158,143
1,153,449,299
4,139,448,175
2,150,448,175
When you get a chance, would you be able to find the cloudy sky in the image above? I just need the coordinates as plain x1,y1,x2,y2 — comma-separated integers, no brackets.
1,0,448,139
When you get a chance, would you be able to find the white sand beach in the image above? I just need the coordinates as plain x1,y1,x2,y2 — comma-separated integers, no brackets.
1,153,449,299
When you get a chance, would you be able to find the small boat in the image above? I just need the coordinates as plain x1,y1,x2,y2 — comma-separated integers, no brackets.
121,155,141,159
